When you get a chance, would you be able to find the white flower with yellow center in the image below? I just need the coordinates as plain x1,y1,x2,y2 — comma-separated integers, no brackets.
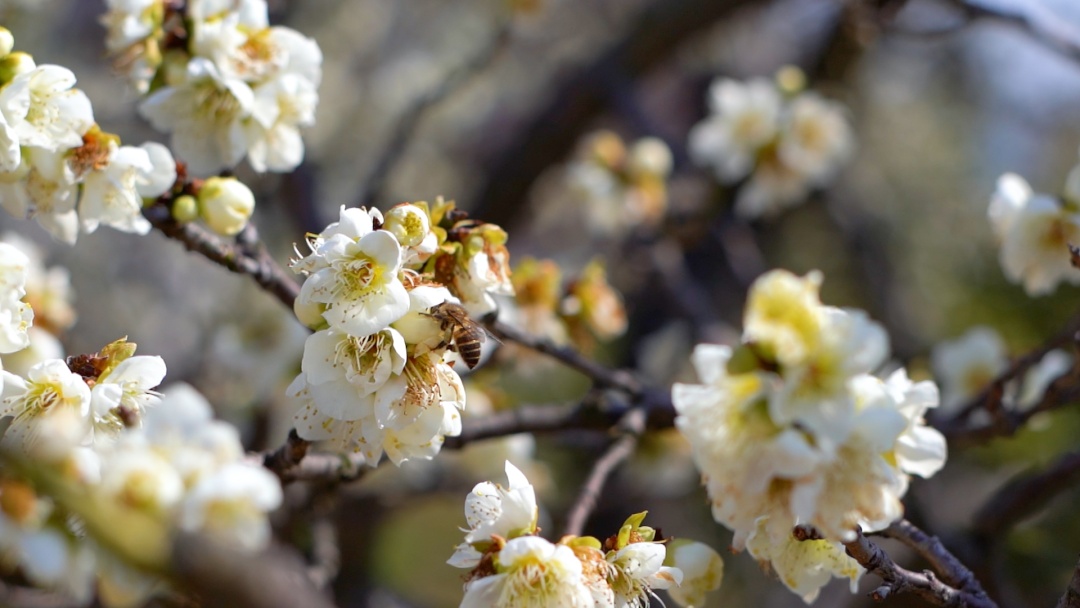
1,359,91,450
6,64,94,153
449,461,538,569
988,173,1080,296
777,92,853,183
1,147,81,244
461,536,595,608
79,141,176,236
97,440,184,515
689,78,781,182
297,230,408,336
178,461,282,551
380,360,464,465
139,57,254,176
606,541,682,608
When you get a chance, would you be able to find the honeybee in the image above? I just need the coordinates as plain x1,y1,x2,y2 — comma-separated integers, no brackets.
426,302,494,369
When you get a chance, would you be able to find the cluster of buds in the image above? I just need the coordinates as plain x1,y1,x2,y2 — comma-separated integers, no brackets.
0,28,176,244
448,462,723,608
988,162,1080,296
567,130,673,235
689,68,853,219
508,257,626,357
101,0,322,175
167,174,257,237
288,199,513,465
672,269,947,602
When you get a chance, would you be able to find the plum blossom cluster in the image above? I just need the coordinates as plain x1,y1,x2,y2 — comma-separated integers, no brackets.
289,199,513,465
988,162,1080,296
932,325,1072,414
448,461,722,607
0,241,32,356
567,130,673,235
504,256,627,360
102,0,322,175
0,348,281,605
689,69,853,219
0,29,177,244
672,269,947,603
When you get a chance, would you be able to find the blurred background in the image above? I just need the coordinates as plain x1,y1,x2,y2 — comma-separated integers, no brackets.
4,0,1080,606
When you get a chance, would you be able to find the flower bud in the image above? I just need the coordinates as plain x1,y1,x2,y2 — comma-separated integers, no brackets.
172,195,198,223
0,27,14,57
383,203,430,247
293,297,327,330
197,177,255,236
0,52,35,85
665,540,724,608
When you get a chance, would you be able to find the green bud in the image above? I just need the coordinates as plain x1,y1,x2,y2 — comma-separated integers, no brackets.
171,195,198,223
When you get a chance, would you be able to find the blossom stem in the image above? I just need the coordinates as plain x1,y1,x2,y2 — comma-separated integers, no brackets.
972,450,1080,539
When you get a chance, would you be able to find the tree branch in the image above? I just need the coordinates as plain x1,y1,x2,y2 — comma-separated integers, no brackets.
144,203,301,312
842,527,998,608
972,449,1080,538
1058,557,1080,608
874,519,990,599
562,407,646,537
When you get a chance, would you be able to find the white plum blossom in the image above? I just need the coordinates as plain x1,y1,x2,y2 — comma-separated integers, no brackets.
78,141,176,236
461,536,596,608
605,540,682,607
449,461,539,569
689,78,781,182
89,354,166,434
988,172,1080,296
0,359,91,449
673,269,946,602
690,74,853,219
139,58,254,176
178,462,282,551
931,326,1008,411
7,65,94,153
0,241,33,354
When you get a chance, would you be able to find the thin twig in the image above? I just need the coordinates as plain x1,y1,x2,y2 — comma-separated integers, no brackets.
1057,557,1080,608
874,519,990,599
355,22,511,208
488,320,643,396
842,527,998,608
144,204,301,311
563,408,646,537
972,449,1080,538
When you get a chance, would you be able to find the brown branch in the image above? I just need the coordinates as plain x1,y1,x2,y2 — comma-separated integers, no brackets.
1058,557,1080,608
488,320,643,396
355,22,511,208
170,533,337,608
972,449,1080,538
144,203,301,311
562,407,646,537
842,528,998,608
875,519,990,599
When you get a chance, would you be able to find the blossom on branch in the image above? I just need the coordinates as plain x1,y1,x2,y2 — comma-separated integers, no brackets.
672,269,946,603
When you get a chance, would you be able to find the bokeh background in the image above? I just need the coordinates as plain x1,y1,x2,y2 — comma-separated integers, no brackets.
4,0,1080,606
